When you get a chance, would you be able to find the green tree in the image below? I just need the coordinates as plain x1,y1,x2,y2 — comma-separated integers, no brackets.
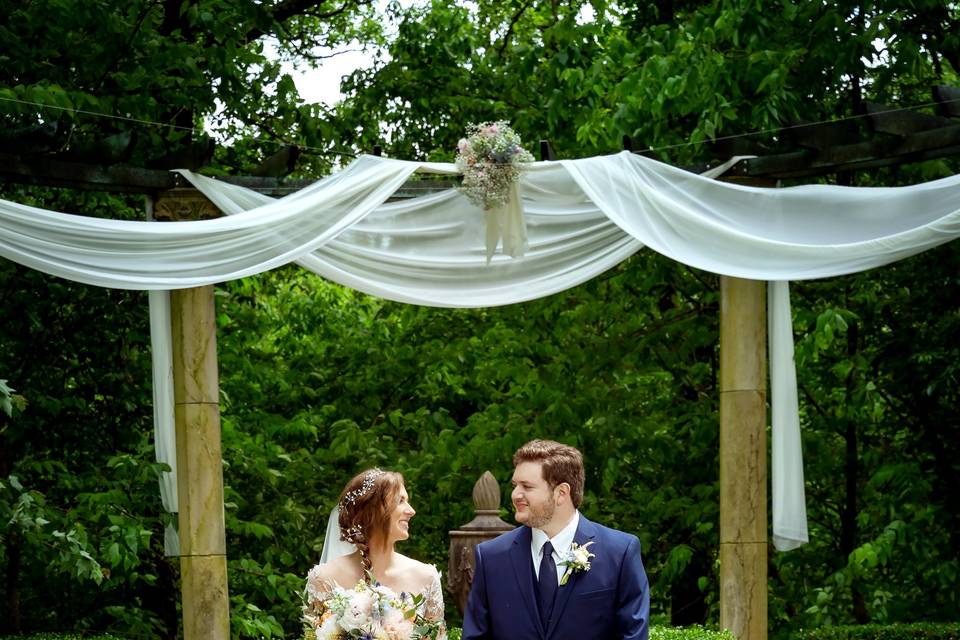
0,0,384,175
336,0,959,166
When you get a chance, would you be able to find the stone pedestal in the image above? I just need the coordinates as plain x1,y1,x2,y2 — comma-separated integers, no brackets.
447,471,515,614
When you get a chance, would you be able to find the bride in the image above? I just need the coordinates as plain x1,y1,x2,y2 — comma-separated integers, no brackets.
303,468,446,639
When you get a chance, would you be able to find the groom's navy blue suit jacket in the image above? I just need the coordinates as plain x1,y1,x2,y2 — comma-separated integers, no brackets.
462,514,650,640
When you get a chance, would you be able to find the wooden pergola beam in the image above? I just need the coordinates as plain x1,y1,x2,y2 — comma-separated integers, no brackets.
934,85,960,118
0,151,455,198
723,122,960,179
864,101,956,135
0,151,311,195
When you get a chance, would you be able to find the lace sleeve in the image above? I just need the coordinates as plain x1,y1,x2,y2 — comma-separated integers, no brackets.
302,564,335,632
422,566,447,640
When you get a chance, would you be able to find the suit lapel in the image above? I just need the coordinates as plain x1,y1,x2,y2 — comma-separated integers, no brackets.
545,515,599,639
509,526,546,637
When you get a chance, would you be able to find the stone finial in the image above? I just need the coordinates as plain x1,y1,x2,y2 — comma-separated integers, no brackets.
473,470,501,512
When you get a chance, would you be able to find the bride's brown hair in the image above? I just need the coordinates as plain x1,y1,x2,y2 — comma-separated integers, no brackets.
337,468,406,579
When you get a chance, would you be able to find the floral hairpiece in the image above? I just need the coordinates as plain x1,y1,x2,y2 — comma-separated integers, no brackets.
339,468,385,510
343,523,364,542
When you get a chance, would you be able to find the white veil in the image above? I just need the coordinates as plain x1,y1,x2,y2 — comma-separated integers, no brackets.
319,505,356,562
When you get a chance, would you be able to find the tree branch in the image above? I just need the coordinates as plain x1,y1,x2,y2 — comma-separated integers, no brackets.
497,0,535,57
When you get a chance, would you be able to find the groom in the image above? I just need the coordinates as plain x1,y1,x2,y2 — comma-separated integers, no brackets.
462,439,650,640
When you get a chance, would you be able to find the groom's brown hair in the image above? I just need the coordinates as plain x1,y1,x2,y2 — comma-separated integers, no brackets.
513,439,585,508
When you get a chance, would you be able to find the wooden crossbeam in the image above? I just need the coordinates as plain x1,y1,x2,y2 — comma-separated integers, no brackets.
0,152,310,195
783,119,861,150
934,85,960,118
723,122,960,179
3,86,959,192
864,101,956,136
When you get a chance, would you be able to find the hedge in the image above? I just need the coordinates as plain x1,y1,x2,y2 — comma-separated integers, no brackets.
3,626,735,640
443,626,733,640
0,636,125,640
650,627,736,639
796,622,960,640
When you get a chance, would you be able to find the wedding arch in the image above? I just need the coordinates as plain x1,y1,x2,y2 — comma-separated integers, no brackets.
2,112,960,640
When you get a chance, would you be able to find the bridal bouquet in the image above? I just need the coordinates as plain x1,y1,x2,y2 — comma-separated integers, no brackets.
303,579,442,640
455,121,534,210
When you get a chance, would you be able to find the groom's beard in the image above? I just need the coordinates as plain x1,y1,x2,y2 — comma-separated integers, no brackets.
520,498,556,529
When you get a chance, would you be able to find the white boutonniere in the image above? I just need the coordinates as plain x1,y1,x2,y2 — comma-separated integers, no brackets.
558,541,595,586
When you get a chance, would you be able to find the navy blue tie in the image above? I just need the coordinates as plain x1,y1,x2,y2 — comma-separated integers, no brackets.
538,541,558,628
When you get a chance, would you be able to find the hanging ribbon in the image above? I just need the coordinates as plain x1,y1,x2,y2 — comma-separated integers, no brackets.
484,181,527,261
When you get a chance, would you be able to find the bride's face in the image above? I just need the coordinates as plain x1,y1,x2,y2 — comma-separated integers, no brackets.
387,485,416,544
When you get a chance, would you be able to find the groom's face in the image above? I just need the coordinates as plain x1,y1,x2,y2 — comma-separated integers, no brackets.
511,461,557,529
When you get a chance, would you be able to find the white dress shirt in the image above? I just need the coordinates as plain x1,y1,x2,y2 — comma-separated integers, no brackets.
530,511,580,585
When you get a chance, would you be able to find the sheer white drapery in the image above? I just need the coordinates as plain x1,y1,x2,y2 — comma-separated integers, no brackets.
768,281,807,551
147,289,179,556
3,151,959,551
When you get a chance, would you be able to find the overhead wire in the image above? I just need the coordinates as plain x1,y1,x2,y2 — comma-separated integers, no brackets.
1,93,958,162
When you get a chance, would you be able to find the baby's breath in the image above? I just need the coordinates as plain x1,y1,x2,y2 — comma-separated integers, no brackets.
455,121,534,210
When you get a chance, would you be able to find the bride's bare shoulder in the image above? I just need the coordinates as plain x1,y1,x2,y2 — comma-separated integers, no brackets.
395,554,440,585
306,554,362,590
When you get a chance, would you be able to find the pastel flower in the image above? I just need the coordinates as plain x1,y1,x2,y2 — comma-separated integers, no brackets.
454,121,533,211
316,615,341,640
338,590,374,631
382,608,415,639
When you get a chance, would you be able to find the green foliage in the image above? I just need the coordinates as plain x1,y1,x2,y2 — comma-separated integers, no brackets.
0,188,175,637
444,626,734,640
336,0,960,166
6,240,958,638
796,622,960,640
0,380,26,417
0,0,383,175
0,635,125,640
650,626,736,640
767,241,960,636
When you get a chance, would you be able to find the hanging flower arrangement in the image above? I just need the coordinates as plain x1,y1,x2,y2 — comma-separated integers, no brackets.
455,121,534,210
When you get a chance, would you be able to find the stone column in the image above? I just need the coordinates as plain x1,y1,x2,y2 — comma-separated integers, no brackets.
155,190,230,640
719,276,767,640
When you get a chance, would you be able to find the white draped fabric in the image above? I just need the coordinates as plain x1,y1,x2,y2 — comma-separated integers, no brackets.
147,289,180,556
2,151,959,552
768,281,807,551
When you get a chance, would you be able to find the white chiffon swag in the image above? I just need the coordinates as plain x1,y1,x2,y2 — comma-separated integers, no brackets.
3,151,960,552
